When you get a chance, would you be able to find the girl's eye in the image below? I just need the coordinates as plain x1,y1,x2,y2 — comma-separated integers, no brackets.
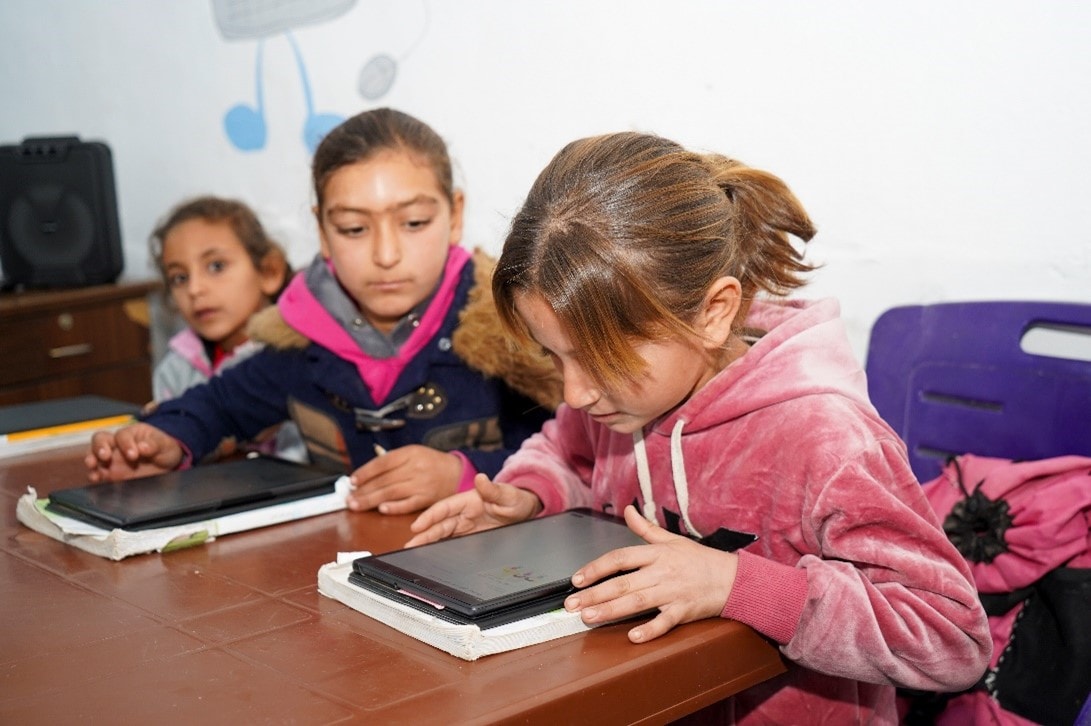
167,273,188,288
541,348,562,367
208,260,227,273
405,217,432,230
337,225,367,236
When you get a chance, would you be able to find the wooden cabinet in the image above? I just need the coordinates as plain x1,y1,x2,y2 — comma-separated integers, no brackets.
0,280,160,406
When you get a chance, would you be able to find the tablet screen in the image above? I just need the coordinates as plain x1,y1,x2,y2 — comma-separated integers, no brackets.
356,510,644,609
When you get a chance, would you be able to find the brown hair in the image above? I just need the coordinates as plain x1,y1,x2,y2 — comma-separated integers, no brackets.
150,195,291,299
493,131,817,386
311,107,454,210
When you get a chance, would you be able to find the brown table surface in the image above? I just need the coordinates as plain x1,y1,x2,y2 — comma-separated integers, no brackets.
0,445,785,725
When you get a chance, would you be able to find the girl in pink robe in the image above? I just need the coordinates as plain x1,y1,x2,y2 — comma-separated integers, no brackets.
410,131,992,724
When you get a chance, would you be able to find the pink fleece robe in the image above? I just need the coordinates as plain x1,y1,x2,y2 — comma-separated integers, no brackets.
496,298,992,725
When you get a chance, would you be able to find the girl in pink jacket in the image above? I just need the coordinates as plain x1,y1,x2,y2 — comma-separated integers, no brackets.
409,131,991,724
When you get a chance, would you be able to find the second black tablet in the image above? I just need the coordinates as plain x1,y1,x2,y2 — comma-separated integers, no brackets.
47,456,340,531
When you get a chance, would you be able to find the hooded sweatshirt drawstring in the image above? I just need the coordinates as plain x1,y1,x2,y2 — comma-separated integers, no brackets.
634,429,657,522
633,419,703,538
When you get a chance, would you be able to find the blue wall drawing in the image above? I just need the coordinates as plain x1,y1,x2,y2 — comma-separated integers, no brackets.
212,0,429,154
213,0,355,153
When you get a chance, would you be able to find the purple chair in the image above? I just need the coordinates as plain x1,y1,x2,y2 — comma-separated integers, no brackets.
864,301,1091,483
1078,693,1091,726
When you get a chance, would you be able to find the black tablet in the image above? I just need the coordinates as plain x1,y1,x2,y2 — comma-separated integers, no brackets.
47,456,339,531
349,509,646,629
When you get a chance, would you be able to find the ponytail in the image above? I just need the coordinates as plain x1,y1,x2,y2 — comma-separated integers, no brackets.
703,154,818,301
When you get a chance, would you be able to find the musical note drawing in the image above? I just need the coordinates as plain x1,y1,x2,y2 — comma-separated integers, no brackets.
223,31,344,153
212,0,353,153
211,0,430,154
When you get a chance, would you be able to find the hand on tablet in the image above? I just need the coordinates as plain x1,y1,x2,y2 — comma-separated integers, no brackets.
85,423,185,483
346,445,463,515
405,474,542,547
563,505,740,644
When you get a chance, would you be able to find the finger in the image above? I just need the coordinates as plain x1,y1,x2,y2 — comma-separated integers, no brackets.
350,451,398,486
346,464,368,490
476,476,541,520
472,474,503,502
623,505,679,545
476,475,531,509
89,433,115,462
348,473,397,502
135,434,161,457
566,561,662,612
348,481,412,512
571,544,652,588
115,431,144,463
345,491,378,512
377,493,429,516
567,577,658,626
405,516,462,547
627,609,682,644
409,495,463,533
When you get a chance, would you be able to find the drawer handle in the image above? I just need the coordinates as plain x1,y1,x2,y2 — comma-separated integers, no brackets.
49,343,94,359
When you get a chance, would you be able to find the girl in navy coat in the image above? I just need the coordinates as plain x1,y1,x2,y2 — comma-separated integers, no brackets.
86,108,561,515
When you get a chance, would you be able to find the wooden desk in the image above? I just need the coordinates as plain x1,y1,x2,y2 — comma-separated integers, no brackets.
0,447,785,725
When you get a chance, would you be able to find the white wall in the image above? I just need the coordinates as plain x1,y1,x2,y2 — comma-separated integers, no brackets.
2,0,1088,361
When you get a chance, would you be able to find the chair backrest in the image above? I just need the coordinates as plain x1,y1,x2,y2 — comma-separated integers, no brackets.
865,301,1091,483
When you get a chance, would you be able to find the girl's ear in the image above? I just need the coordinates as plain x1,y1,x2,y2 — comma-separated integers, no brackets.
258,248,289,297
699,276,742,348
448,190,465,247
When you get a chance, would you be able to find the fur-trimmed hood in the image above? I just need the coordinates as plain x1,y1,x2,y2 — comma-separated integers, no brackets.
247,248,562,411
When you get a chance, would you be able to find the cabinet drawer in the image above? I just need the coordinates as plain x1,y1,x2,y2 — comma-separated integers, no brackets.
0,299,149,387
0,360,152,407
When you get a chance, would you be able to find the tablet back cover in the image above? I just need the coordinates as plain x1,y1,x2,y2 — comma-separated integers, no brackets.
47,456,338,531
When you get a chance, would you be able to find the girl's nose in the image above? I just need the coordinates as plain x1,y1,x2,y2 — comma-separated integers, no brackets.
185,271,206,296
372,222,402,268
563,367,601,410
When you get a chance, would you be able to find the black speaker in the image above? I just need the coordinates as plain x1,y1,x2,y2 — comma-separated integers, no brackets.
0,135,124,290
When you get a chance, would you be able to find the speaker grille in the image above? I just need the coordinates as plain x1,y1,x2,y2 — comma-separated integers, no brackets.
0,136,123,289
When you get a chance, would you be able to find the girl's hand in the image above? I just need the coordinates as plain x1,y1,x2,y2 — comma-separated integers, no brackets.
565,505,740,644
405,474,542,547
84,424,184,482
346,444,463,515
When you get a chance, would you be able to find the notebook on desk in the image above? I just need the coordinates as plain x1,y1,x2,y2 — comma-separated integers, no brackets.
46,456,340,531
0,396,140,459
349,509,646,629
0,395,139,437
